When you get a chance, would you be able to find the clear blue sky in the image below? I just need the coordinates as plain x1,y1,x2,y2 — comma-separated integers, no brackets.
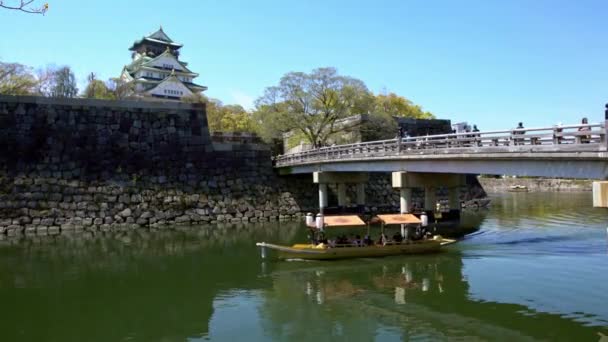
1,0,607,130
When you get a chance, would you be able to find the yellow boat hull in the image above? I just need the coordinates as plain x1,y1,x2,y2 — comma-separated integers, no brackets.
256,238,455,260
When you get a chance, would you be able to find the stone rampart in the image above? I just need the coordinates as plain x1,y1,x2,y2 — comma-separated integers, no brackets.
478,177,593,192
0,96,315,236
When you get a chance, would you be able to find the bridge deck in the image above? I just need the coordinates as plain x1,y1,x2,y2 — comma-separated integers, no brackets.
276,122,608,179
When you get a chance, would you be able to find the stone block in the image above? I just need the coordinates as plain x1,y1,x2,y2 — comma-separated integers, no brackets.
119,208,132,218
61,223,75,231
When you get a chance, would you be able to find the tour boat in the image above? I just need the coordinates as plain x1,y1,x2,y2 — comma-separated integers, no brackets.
256,214,456,261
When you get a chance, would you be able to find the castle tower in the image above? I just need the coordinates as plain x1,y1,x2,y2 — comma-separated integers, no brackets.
120,27,207,100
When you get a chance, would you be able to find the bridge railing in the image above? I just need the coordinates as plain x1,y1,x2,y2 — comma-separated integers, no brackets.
275,122,607,167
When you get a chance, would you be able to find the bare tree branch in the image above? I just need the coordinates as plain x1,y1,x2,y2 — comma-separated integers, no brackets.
0,0,48,14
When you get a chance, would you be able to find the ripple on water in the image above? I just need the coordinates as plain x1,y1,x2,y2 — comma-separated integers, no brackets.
460,193,608,328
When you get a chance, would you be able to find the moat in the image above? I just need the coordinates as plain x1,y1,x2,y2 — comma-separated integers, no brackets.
0,192,606,341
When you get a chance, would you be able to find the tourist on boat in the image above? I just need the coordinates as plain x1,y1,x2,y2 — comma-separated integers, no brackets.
393,232,403,243
307,228,317,244
363,235,373,246
377,233,389,246
578,117,591,143
353,234,362,247
318,231,328,245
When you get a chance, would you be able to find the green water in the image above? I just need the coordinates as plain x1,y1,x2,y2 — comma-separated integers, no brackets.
0,192,607,341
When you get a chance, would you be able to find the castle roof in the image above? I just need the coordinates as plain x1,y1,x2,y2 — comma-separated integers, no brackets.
129,26,183,51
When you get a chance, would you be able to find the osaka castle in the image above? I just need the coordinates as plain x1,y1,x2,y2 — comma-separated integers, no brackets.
120,27,207,100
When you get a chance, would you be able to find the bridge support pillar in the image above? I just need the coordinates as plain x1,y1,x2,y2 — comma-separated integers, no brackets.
593,181,608,207
424,186,437,212
392,172,411,213
337,183,347,207
448,187,461,210
356,183,366,207
314,172,369,211
318,183,328,212
399,188,412,214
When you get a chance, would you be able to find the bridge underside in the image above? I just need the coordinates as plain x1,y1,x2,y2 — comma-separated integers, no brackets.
279,155,608,180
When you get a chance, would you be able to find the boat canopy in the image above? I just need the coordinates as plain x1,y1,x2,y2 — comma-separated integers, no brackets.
322,215,367,227
376,214,421,225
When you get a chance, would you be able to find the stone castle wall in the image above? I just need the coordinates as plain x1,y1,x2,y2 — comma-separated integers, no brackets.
0,96,318,236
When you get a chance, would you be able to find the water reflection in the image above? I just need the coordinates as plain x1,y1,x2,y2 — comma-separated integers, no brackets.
0,223,298,342
258,253,603,341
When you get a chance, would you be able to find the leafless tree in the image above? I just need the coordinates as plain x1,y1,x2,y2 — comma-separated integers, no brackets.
0,0,48,14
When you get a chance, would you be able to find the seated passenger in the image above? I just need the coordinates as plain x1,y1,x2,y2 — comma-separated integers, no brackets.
354,234,362,247
393,232,403,243
307,228,317,245
377,233,388,245
363,235,373,246
318,231,328,245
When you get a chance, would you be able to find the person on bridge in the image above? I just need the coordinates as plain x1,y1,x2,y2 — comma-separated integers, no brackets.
578,117,591,143
472,125,481,146
555,122,564,144
513,122,525,145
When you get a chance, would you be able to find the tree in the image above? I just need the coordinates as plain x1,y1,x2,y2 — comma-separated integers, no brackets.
107,77,135,100
0,62,38,95
50,66,78,98
33,65,56,96
83,73,115,99
218,104,253,132
374,92,435,119
0,0,48,14
253,67,374,148
183,94,253,132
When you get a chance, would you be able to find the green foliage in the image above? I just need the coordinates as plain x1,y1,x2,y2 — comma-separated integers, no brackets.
50,66,78,98
0,62,38,95
285,131,310,149
83,73,115,99
183,94,254,133
374,92,435,119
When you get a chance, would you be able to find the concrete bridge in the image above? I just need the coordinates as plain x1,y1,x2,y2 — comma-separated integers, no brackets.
275,120,608,213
